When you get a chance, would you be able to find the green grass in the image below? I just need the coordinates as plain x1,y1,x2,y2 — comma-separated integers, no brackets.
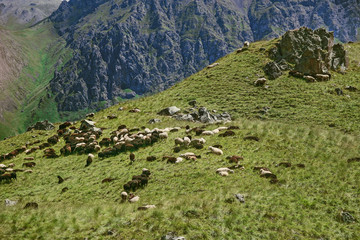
0,21,71,139
0,37,360,239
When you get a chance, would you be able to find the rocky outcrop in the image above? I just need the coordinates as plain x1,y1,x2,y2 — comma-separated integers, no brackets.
27,120,55,131
269,27,348,78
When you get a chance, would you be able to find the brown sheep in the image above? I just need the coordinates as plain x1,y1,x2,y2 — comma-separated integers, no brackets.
24,202,38,209
22,162,36,168
47,135,59,145
59,121,72,130
219,131,235,137
227,155,243,164
146,156,157,162
243,136,260,141
276,162,292,168
102,178,116,183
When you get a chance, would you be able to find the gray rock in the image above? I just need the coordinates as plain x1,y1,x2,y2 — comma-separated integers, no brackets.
235,194,245,203
199,107,218,123
80,120,96,131
264,61,282,80
27,120,55,131
174,114,194,122
273,27,348,76
158,106,181,116
161,232,186,240
148,119,162,124
5,199,18,206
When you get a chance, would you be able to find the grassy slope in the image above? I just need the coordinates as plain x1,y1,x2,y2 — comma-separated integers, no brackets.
0,40,359,239
0,21,71,139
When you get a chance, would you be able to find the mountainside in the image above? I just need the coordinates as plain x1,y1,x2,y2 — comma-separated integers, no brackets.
0,0,62,27
1,38,359,239
49,0,360,113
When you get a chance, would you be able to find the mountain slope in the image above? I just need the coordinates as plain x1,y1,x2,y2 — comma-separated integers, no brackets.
0,0,62,27
0,38,359,239
49,0,360,114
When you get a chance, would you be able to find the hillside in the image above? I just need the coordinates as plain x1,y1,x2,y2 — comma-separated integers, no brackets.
0,0,62,27
49,0,360,114
0,21,72,139
0,37,359,239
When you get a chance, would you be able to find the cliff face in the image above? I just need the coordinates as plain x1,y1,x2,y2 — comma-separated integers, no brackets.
49,0,360,112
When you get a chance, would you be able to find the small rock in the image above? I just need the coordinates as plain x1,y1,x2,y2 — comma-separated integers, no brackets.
235,194,245,203
337,211,356,223
148,119,162,124
264,61,282,80
161,232,186,240
335,88,343,95
138,205,156,210
158,106,181,116
5,199,18,206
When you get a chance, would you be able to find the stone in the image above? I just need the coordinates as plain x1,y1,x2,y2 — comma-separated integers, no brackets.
80,120,96,131
199,107,217,123
148,119,162,124
5,199,18,206
335,88,343,96
27,120,55,131
273,27,348,75
337,211,356,223
235,194,245,203
161,232,186,240
174,114,194,122
138,205,156,210
158,106,181,116
264,61,282,80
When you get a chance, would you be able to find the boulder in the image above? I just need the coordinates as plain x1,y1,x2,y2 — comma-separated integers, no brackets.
158,106,180,116
148,119,162,124
5,199,18,207
27,120,55,131
273,27,348,75
234,194,245,203
264,61,282,80
161,232,186,240
80,120,96,131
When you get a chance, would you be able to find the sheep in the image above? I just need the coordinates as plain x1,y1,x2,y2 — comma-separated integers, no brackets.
208,146,223,155
254,78,267,86
129,153,135,164
217,127,228,131
218,171,229,176
174,138,184,146
24,202,38,209
0,172,16,182
212,129,220,134
216,168,234,174
24,157,34,161
159,132,168,139
176,157,184,163
102,178,116,183
207,63,219,68
260,169,277,179
22,162,36,168
180,152,196,157
243,136,259,141
129,194,140,203
304,75,316,82
227,155,243,164
244,41,250,48
146,156,157,162
0,164,6,169
8,163,15,168
183,137,191,146
142,168,151,176
315,74,330,81
138,205,156,210
24,170,33,174
94,145,101,152
121,192,128,202
86,154,94,167
202,131,214,136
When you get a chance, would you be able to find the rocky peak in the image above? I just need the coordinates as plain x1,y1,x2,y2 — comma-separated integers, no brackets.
270,27,348,76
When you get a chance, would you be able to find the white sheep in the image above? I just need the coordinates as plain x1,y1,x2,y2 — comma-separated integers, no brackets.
218,171,229,176
202,131,214,136
216,168,234,174
208,146,223,155
159,132,168,139
207,63,219,68
183,137,191,146
76,142,86,148
129,195,140,203
176,157,184,163
121,192,128,201
94,145,101,152
174,138,184,145
113,137,119,143
244,41,250,48
8,163,15,168
212,129,220,134
217,127,228,131
0,164,6,168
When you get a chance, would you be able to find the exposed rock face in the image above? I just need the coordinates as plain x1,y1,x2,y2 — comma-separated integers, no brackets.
27,120,55,131
271,27,348,77
48,0,360,112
